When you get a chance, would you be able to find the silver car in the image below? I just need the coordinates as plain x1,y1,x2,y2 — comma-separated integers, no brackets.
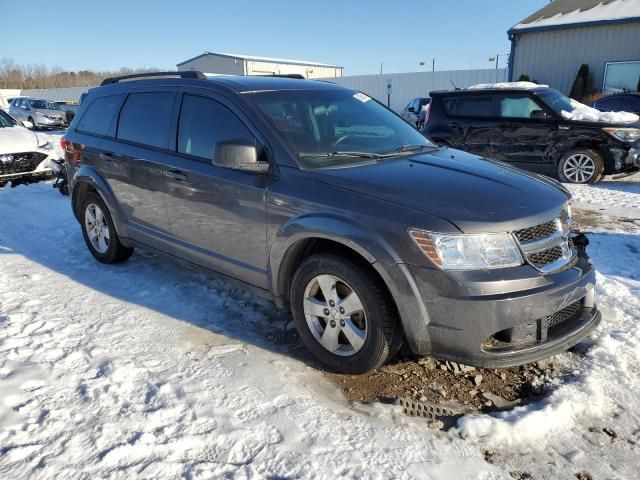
9,97,66,129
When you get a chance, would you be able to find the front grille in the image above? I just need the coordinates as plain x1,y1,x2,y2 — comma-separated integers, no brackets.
528,246,564,268
0,152,48,176
547,300,583,329
514,220,558,244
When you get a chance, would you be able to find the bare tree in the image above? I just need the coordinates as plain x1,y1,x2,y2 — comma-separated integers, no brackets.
0,58,160,89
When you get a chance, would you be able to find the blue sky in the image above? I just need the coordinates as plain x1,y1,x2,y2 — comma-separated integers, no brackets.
4,0,548,75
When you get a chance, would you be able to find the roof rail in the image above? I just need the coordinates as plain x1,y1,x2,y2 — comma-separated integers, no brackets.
256,73,306,80
100,71,206,86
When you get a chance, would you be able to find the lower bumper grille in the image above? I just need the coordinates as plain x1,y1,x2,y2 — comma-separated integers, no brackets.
0,152,48,176
547,300,583,329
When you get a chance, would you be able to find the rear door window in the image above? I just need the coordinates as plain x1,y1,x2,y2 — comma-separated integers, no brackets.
443,96,493,117
496,95,543,118
76,94,124,136
117,92,175,149
177,94,254,161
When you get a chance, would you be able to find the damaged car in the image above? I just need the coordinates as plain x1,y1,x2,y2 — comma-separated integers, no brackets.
0,110,59,188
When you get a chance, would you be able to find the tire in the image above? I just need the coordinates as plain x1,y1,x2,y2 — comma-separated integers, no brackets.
28,116,36,129
557,148,604,184
290,254,403,374
80,192,133,263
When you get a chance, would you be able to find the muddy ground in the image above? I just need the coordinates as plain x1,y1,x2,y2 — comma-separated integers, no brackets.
324,208,637,417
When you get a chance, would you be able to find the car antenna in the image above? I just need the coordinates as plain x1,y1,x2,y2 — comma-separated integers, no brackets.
450,80,459,90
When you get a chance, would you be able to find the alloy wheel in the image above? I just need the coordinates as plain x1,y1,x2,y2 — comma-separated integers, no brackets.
303,274,368,356
562,154,596,183
84,203,110,254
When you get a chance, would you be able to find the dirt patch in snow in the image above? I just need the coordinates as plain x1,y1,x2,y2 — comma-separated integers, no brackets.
325,356,557,414
573,207,640,234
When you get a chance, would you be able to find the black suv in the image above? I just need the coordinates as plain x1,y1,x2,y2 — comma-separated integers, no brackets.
63,72,600,374
423,85,640,183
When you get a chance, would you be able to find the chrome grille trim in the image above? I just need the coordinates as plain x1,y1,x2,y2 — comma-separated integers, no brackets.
513,214,575,273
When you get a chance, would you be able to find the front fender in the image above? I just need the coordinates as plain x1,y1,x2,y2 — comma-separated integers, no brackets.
268,212,433,354
71,165,128,239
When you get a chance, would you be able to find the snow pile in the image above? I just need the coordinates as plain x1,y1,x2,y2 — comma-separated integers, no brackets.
513,0,640,31
562,99,640,123
468,81,549,90
567,181,640,218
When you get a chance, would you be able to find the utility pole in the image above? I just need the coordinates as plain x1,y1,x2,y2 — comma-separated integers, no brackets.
432,58,435,72
380,63,383,75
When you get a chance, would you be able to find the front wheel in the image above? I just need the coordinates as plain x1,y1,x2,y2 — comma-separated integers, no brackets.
28,116,36,129
290,254,402,374
557,149,604,184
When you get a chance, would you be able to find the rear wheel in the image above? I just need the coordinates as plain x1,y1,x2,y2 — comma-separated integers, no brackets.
290,254,402,374
80,193,133,263
557,149,604,184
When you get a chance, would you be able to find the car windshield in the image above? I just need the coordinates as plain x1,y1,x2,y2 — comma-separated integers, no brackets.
0,110,17,128
535,89,575,115
29,99,59,110
245,89,435,169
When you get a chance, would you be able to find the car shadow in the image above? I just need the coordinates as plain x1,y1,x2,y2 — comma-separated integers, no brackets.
591,179,640,194
0,185,323,370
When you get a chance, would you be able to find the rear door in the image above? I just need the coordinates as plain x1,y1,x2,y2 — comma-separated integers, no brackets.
441,94,498,157
163,90,270,288
100,90,176,239
492,93,556,172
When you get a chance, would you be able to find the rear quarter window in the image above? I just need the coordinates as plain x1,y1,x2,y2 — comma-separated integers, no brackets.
76,94,124,136
117,92,175,149
443,96,493,117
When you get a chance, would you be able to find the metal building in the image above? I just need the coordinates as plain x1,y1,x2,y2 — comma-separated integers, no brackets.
177,52,343,79
508,0,640,94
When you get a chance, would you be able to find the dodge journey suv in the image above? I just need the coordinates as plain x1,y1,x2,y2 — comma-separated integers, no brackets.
423,83,640,183
64,72,601,374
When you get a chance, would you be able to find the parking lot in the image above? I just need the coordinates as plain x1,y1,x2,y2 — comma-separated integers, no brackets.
1,167,638,478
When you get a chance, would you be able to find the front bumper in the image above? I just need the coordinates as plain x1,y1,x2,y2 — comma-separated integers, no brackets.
35,116,66,128
387,247,600,368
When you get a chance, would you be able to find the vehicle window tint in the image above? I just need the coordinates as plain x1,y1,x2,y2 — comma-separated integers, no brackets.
76,94,124,136
117,92,174,148
177,94,254,160
444,96,492,117
498,95,542,118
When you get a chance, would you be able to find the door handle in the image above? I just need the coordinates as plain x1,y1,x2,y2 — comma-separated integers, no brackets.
165,169,187,181
99,152,117,161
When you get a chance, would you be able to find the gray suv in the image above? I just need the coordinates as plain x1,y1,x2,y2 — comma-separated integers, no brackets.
63,72,600,374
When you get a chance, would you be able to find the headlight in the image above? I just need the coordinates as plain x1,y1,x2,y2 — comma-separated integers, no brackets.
603,128,640,143
409,229,523,270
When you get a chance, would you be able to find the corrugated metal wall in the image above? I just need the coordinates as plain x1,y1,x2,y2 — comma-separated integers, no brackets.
177,55,245,75
246,61,341,78
512,22,640,94
322,69,508,112
19,86,91,103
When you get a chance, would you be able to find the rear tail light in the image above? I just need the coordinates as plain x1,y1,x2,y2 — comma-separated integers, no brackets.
60,136,70,152
423,103,432,125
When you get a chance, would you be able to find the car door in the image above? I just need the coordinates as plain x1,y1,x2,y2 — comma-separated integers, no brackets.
99,90,175,240
163,91,270,288
491,93,556,172
10,99,26,122
400,99,416,122
442,94,498,157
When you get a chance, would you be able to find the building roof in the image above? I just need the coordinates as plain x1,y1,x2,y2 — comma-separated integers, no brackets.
510,0,640,33
177,51,343,69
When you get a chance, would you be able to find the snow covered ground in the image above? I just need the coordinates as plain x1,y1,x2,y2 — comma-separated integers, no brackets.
0,180,639,479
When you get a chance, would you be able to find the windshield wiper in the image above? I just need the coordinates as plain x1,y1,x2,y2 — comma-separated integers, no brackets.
297,151,383,159
386,144,432,154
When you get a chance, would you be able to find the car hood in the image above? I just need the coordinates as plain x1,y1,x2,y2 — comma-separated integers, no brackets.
0,125,38,154
312,148,570,233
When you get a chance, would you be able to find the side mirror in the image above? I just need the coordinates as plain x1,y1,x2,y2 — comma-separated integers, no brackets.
212,141,270,173
21,120,34,129
530,109,549,120
407,107,416,113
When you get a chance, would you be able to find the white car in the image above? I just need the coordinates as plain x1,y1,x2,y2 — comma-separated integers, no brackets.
0,110,60,188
